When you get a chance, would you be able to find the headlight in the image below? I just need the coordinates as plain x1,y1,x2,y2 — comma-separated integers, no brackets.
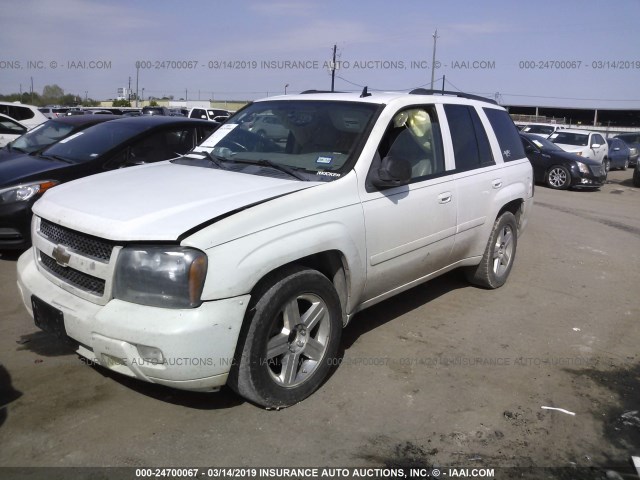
576,162,589,174
114,246,208,308
0,180,58,204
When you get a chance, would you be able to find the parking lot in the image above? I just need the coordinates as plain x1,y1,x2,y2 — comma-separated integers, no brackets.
0,169,638,472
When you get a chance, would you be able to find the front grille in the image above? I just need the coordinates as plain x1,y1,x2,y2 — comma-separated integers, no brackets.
39,219,114,262
40,252,106,295
589,165,605,176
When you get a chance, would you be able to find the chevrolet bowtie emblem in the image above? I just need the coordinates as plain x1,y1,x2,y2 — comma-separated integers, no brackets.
52,245,71,267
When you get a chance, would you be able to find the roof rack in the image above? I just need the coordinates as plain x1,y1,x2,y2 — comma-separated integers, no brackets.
299,90,345,94
409,88,497,105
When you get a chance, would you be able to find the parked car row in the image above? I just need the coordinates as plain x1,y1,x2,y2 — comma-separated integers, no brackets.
519,122,640,172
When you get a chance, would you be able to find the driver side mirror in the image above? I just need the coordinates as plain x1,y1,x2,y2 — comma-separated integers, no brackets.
371,156,412,188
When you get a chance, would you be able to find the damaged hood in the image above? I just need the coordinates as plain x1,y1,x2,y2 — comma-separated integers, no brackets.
33,161,320,241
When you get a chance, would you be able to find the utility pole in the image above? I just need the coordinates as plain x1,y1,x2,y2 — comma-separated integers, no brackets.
430,29,439,90
30,77,34,104
442,75,445,92
135,64,139,107
128,76,131,101
331,44,337,92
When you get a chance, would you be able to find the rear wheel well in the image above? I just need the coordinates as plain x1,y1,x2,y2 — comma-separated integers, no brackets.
497,199,524,232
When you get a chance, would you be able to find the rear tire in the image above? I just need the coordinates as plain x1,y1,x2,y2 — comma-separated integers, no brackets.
228,266,342,408
465,212,518,289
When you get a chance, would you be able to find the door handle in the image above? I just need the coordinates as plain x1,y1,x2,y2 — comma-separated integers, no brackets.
438,192,452,204
492,179,503,189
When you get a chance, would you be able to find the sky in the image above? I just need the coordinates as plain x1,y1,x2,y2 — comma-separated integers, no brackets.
2,0,640,108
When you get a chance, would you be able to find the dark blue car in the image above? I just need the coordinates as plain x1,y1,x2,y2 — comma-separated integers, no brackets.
0,116,217,249
521,133,606,190
613,133,640,167
607,137,632,170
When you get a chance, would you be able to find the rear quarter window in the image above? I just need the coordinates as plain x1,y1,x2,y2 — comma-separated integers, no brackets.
483,108,526,162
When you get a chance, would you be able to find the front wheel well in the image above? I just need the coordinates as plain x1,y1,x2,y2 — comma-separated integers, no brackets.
248,250,349,325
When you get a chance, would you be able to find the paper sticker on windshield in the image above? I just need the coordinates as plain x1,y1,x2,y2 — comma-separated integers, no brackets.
58,132,84,143
549,133,559,139
316,156,333,164
197,124,238,150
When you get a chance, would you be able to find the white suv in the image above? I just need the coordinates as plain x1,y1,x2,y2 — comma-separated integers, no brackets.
549,129,609,167
17,89,533,408
0,101,48,130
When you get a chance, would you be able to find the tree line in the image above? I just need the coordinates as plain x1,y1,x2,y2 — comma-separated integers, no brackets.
0,84,101,107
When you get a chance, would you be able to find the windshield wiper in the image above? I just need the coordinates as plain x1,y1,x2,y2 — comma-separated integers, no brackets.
39,153,74,164
7,144,28,154
188,150,230,170
234,158,308,181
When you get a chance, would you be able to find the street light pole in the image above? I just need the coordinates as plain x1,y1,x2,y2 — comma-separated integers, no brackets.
285,83,289,95
430,29,439,90
135,64,139,107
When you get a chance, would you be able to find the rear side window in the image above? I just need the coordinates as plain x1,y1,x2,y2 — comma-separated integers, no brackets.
444,104,494,171
483,108,526,162
0,105,35,121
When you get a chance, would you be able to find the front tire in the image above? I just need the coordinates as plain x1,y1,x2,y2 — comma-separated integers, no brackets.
228,266,342,408
465,212,518,289
546,165,571,190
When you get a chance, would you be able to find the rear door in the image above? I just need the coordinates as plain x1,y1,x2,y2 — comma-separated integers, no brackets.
442,104,502,261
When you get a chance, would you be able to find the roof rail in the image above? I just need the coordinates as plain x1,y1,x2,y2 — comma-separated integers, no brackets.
299,90,345,94
409,88,497,105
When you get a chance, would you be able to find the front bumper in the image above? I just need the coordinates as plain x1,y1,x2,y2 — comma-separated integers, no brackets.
569,165,606,188
17,250,250,391
0,200,33,250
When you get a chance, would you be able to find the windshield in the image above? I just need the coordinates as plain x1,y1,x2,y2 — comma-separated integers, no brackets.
42,121,149,163
523,125,555,135
529,136,562,151
10,120,75,153
189,100,379,180
550,132,589,146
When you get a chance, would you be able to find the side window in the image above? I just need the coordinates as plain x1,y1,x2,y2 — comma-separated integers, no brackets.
127,129,193,164
592,134,604,146
165,128,195,153
483,108,526,162
377,106,445,182
444,104,494,171
0,118,26,134
10,106,35,121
